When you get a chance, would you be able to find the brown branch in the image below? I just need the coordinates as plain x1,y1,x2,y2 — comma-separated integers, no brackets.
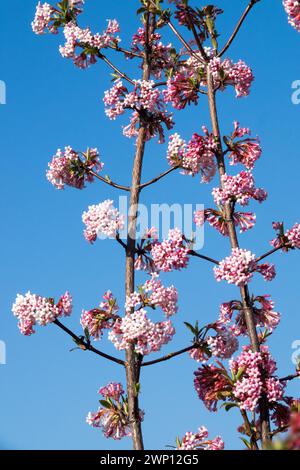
98,53,136,85
142,344,196,367
90,170,130,192
280,373,300,383
255,244,290,263
107,44,143,59
189,250,220,266
139,166,179,190
240,409,260,450
53,319,125,366
218,0,261,57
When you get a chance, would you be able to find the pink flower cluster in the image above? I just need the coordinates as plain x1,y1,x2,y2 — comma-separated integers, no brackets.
163,72,200,110
219,295,280,336
131,28,174,79
47,146,103,190
109,310,175,356
209,56,254,97
167,128,217,183
194,364,230,412
283,1,300,32
104,79,173,143
271,222,300,251
194,208,256,236
125,275,178,318
226,122,262,170
207,327,239,359
82,200,125,243
81,291,119,340
212,171,268,207
59,20,120,68
176,426,224,450
150,229,190,272
12,291,72,336
214,248,276,287
87,382,144,440
230,346,285,411
32,1,84,35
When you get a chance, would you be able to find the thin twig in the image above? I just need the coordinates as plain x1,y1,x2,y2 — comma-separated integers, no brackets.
255,244,289,264
90,170,130,192
142,345,196,367
54,319,125,366
189,250,220,266
218,0,261,57
98,53,136,85
139,166,179,190
280,373,300,383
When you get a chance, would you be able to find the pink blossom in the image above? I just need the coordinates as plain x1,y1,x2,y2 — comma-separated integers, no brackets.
163,72,200,110
82,200,125,243
209,56,254,97
271,222,300,251
194,365,231,412
177,426,224,450
12,291,72,336
32,2,56,35
104,79,174,143
81,291,119,340
219,296,280,336
87,382,144,440
167,129,217,183
212,171,267,207
150,229,190,272
283,1,300,32
47,146,103,190
230,346,285,411
194,208,256,236
207,328,239,359
125,275,178,318
226,122,262,170
59,20,120,69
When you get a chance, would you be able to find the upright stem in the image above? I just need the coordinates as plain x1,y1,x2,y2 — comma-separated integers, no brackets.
206,67,271,448
124,8,153,451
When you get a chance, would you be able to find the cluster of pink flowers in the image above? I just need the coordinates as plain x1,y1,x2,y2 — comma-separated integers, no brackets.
125,275,178,318
271,221,300,251
194,364,230,412
12,291,72,336
104,79,173,142
194,208,256,236
87,382,144,440
226,122,262,170
212,171,267,207
207,327,239,359
59,20,120,69
82,200,125,243
47,146,103,190
150,229,190,272
283,1,300,32
32,1,84,35
163,72,200,110
209,56,254,97
214,248,276,287
219,296,280,336
230,346,285,411
81,291,119,340
109,310,175,356
131,28,174,79
167,128,217,182
176,426,224,450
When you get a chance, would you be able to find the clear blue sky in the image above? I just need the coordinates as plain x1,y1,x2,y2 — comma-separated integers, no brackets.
1,0,300,450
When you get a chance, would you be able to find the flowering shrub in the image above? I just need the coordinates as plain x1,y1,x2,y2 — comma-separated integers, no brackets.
11,0,300,452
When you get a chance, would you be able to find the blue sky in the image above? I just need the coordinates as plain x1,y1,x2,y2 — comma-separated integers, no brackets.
0,0,300,450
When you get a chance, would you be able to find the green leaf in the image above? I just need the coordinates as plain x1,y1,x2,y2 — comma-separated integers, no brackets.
99,400,111,409
240,437,252,450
